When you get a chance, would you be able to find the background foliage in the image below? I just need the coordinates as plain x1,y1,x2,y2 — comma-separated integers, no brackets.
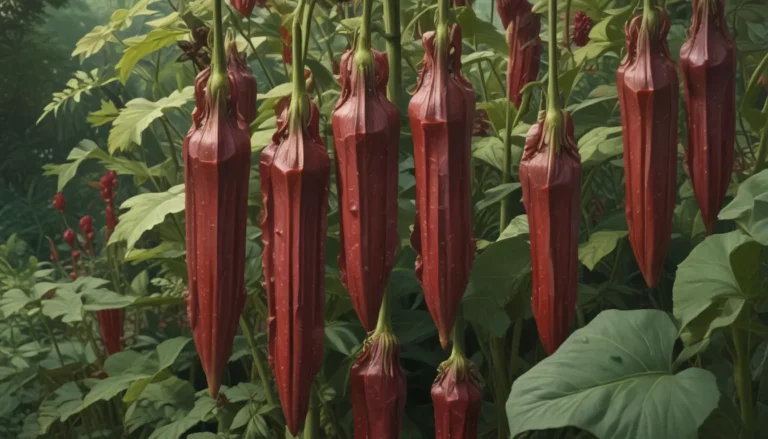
1,0,768,437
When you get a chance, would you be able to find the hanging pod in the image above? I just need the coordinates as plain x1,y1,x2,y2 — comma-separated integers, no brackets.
332,49,400,331
408,26,476,350
617,8,679,288
680,0,736,235
497,0,542,107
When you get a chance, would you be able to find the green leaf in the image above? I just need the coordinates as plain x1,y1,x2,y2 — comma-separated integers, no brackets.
475,183,522,211
674,231,761,344
108,87,194,153
578,126,623,168
455,7,508,54
506,309,720,439
147,418,200,439
41,290,83,324
324,322,363,357
80,374,151,412
87,100,120,127
578,230,627,271
719,170,768,244
82,289,136,311
498,215,529,241
42,140,100,191
117,28,187,84
156,337,191,370
258,82,293,100
463,236,531,336
476,98,509,132
0,289,32,317
38,382,85,434
109,185,186,252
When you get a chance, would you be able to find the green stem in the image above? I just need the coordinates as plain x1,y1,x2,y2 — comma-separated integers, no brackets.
303,391,319,439
239,317,278,407
374,290,392,335
382,0,402,107
753,102,768,174
226,6,277,87
451,312,465,356
733,326,753,439
563,0,571,47
500,92,530,230
359,0,373,51
40,314,66,367
301,0,316,63
642,0,657,33
546,0,561,114
290,0,309,132
508,317,523,383
489,334,510,439
209,0,229,100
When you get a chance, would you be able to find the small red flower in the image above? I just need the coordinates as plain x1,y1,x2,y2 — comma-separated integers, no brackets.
63,229,76,248
48,238,60,264
573,11,593,47
53,193,66,212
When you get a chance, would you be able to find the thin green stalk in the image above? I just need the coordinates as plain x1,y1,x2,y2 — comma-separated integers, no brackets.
301,0,317,63
159,118,181,174
642,0,657,33
508,317,523,383
226,6,277,87
303,391,319,439
374,290,392,335
500,92,530,230
733,326,753,438
489,334,510,439
40,314,66,367
382,0,402,108
753,101,768,174
209,0,229,100
451,312,465,355
289,0,309,131
239,317,278,407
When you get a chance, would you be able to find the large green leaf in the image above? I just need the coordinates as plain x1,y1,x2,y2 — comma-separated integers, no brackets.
108,87,194,153
455,7,508,54
673,231,761,344
463,236,531,336
116,28,187,84
506,309,720,439
41,290,83,324
0,289,32,317
578,230,627,271
719,170,768,245
42,140,101,191
109,185,186,252
578,126,623,168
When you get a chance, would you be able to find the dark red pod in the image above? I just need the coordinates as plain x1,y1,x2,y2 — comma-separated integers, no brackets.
680,0,736,235
351,332,407,438
432,352,482,439
227,41,258,127
97,309,124,355
519,111,581,355
408,27,476,350
617,10,678,288
498,0,541,107
331,49,400,331
184,71,251,397
260,98,329,434
573,11,593,47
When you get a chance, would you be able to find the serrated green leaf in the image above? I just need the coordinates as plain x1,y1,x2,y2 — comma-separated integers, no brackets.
0,289,32,317
41,290,83,324
108,87,193,153
116,28,188,84
109,185,186,252
87,100,120,127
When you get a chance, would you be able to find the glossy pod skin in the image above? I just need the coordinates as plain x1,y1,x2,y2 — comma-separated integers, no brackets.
331,49,400,331
519,112,581,356
617,10,679,288
432,353,482,439
184,69,251,398
408,27,476,350
260,98,330,435
230,0,265,17
680,0,736,235
497,0,542,107
351,332,407,438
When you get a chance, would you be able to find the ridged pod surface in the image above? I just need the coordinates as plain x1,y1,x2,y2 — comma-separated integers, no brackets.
680,0,736,234
97,310,124,355
227,41,258,127
260,98,330,435
351,332,407,438
184,70,251,397
408,27,476,349
331,49,400,331
519,112,581,355
432,353,482,439
230,0,265,17
617,10,679,288
497,0,541,107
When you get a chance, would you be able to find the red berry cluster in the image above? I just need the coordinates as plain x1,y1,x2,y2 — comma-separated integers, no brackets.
100,171,119,240
53,192,66,212
573,11,593,47
79,215,94,241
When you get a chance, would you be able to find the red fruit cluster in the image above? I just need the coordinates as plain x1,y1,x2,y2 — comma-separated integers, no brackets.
52,192,66,212
230,0,266,17
573,11,593,47
63,228,76,248
100,171,119,240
